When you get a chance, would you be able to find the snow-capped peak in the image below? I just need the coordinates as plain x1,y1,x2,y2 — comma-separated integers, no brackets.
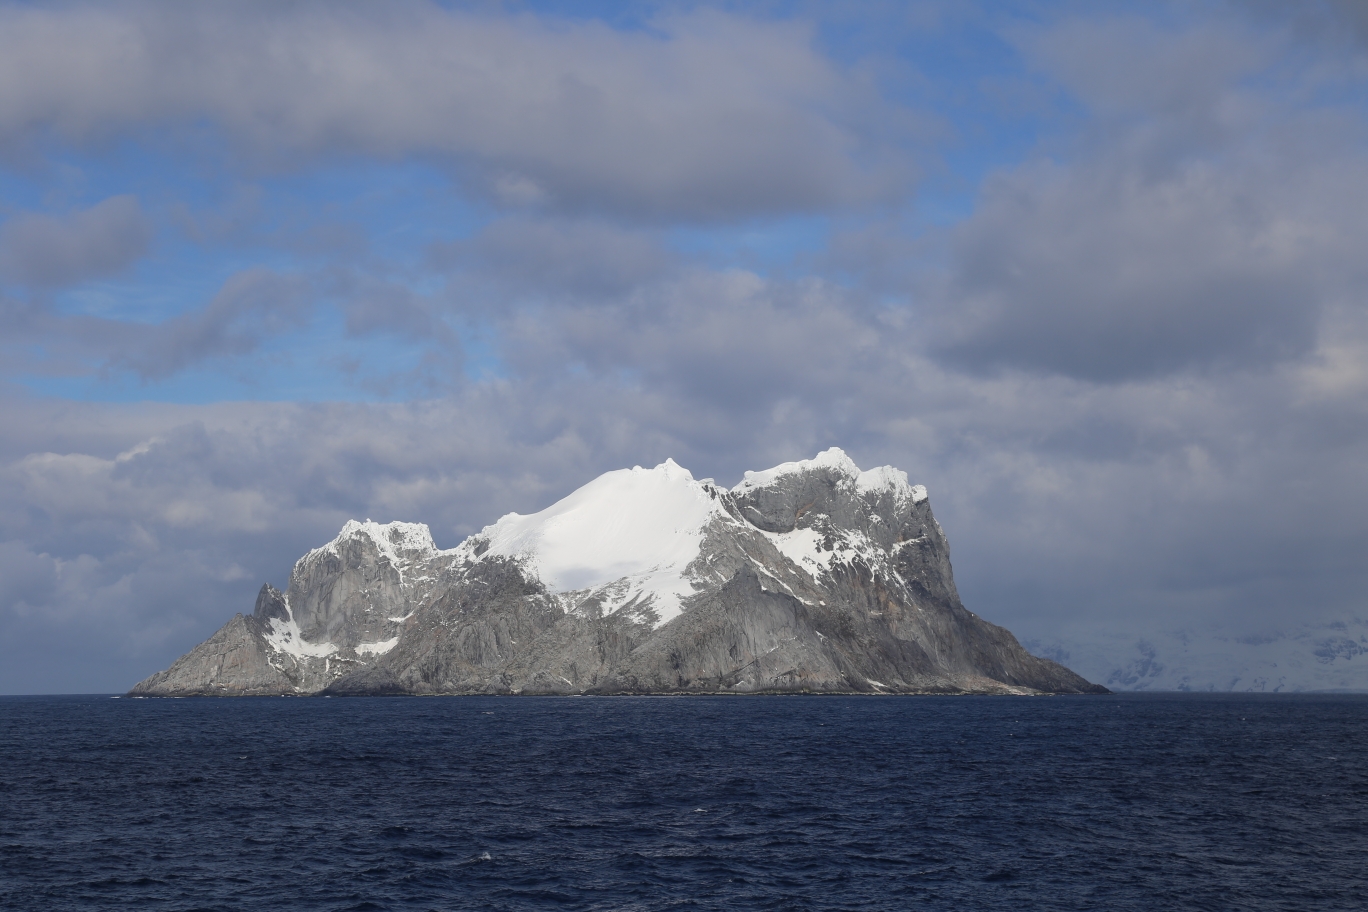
732,447,861,493
309,520,444,567
731,448,926,503
854,465,928,504
473,459,725,624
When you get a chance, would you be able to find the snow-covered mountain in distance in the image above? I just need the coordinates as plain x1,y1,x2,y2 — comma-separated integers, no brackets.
1025,616,1368,693
130,449,1105,696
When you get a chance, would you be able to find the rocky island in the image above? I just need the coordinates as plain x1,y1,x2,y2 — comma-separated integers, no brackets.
130,449,1106,696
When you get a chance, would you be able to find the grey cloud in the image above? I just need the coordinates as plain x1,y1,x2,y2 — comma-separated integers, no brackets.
497,269,888,415
1242,0,1368,51
0,540,58,614
0,293,147,381
338,277,457,347
437,218,675,301
0,195,151,287
170,183,266,246
108,269,313,380
0,3,914,221
332,276,465,395
0,264,443,387
932,159,1347,380
1018,16,1268,148
928,14,1368,382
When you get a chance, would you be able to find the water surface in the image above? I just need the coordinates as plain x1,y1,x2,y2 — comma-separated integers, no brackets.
1,693,1364,910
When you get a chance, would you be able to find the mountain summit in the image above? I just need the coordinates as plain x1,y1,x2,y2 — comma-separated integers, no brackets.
130,449,1105,696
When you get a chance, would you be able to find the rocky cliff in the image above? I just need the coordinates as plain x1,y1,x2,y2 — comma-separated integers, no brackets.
129,449,1106,696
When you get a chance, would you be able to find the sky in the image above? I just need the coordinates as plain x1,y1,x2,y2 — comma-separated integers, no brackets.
2,0,1367,694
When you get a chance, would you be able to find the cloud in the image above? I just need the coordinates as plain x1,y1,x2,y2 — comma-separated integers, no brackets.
499,269,888,418
1017,15,1268,147
927,13,1368,381
0,270,314,384
1244,0,1368,52
340,279,455,345
0,2,914,221
931,156,1360,380
0,195,151,287
437,217,676,301
0,540,58,615
106,269,313,380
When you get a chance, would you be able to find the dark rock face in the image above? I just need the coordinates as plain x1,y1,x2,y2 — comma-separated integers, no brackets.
129,452,1107,697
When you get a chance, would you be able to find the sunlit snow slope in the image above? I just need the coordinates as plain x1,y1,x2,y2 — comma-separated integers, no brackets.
475,458,725,623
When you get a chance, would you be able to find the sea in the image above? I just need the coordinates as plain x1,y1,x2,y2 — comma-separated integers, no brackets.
1,693,1364,911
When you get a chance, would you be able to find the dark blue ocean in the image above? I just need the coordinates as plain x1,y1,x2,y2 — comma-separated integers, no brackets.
1,694,1365,911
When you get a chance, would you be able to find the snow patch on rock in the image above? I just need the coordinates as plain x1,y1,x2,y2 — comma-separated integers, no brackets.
765,527,827,574
355,637,399,657
764,527,886,580
264,605,338,659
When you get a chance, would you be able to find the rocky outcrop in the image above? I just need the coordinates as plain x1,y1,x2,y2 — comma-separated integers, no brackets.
130,449,1106,696
129,587,294,696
